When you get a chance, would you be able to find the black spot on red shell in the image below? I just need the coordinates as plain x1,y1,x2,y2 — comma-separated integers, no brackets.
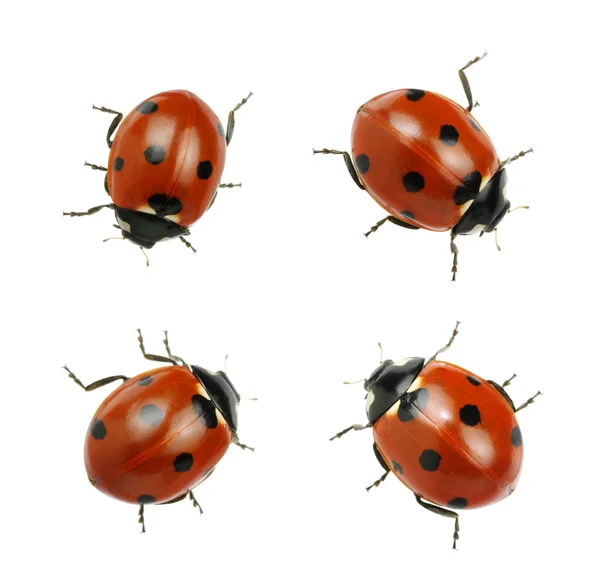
355,154,370,174
137,101,158,114
448,497,468,509
440,125,459,146
463,171,482,192
511,426,523,447
391,461,403,474
144,145,166,165
419,449,441,471
406,89,425,102
113,157,124,171
173,453,194,472
90,418,107,440
459,404,481,426
137,376,153,386
138,494,156,504
454,185,478,206
400,210,415,220
403,171,425,193
147,194,183,216
140,404,164,427
191,394,218,429
467,375,481,386
397,388,430,422
197,160,213,180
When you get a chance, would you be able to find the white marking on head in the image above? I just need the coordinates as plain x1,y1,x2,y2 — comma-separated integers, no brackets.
115,214,131,233
365,389,375,413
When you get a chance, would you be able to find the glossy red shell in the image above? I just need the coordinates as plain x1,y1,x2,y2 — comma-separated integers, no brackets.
108,90,226,228
373,361,522,509
84,366,232,505
351,90,500,231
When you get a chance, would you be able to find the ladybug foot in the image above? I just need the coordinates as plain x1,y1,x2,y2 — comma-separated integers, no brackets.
188,490,203,516
138,504,146,533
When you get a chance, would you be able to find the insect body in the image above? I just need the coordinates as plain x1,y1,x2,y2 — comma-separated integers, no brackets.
314,54,531,280
331,323,540,548
65,90,252,259
64,331,252,532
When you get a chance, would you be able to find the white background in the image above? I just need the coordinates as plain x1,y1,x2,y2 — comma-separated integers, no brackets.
1,0,598,569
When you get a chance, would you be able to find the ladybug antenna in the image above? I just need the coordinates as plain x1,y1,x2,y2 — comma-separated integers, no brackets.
494,228,501,251
343,378,367,385
140,247,150,267
377,342,384,364
221,354,257,400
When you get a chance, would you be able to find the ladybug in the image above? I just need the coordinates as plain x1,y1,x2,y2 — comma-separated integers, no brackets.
330,322,540,548
64,90,252,260
314,54,532,280
64,330,253,532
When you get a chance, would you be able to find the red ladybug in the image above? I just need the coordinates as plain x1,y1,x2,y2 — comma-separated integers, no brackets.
314,54,531,280
330,322,540,549
64,90,252,259
64,330,253,532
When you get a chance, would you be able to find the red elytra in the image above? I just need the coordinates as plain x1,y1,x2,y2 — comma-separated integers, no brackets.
65,331,251,532
108,90,227,229
372,361,522,510
331,323,540,549
351,89,500,232
64,90,251,256
85,366,232,506
314,54,531,280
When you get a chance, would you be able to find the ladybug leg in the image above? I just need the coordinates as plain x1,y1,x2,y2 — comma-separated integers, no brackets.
488,380,517,411
458,52,487,112
367,443,391,491
364,215,419,237
138,504,146,533
312,148,366,190
92,105,123,149
84,161,107,172
515,390,542,412
232,433,255,452
137,329,179,366
450,233,459,282
219,182,242,188
415,495,460,549
499,148,534,170
225,91,253,146
162,330,188,367
364,217,388,237
63,365,128,391
187,490,203,515
425,321,461,365
84,162,110,194
62,203,115,217
329,423,371,441
179,236,197,254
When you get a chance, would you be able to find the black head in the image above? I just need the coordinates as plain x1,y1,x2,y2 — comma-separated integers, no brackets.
365,357,425,424
191,365,240,433
114,207,188,248
452,168,509,236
